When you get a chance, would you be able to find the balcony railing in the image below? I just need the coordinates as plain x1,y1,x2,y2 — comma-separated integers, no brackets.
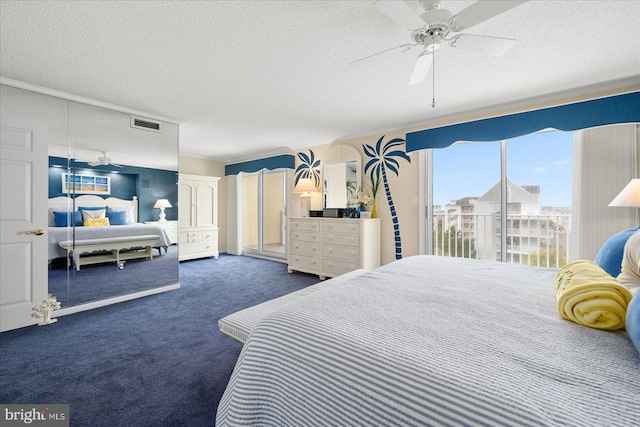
433,212,571,268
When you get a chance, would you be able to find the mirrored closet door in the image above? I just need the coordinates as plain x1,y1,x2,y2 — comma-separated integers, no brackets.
242,169,287,259
1,84,179,323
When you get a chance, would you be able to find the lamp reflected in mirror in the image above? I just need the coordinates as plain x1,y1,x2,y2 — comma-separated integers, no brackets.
294,178,317,217
154,198,173,222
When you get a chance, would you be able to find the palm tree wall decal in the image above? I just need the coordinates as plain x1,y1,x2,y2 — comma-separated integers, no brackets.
294,150,321,187
363,135,411,260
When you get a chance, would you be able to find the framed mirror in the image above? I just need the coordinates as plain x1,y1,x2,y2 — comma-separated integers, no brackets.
322,145,361,209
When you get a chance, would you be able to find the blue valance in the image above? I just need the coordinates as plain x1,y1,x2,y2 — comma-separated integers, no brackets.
406,91,640,152
225,154,295,176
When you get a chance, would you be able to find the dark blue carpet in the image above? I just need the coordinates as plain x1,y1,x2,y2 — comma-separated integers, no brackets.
0,254,319,426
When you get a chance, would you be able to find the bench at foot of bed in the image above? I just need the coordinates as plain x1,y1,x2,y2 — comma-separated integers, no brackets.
58,235,162,271
218,268,367,343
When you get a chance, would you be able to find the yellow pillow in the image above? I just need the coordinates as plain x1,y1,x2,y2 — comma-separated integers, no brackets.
84,217,110,227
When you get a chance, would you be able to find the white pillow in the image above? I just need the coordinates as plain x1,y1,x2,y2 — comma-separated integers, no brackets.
617,229,640,296
81,209,106,222
107,206,135,224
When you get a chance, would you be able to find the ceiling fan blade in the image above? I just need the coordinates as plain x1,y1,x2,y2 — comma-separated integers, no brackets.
110,163,123,168
349,43,417,68
450,0,528,32
374,0,426,31
88,161,100,166
450,34,516,56
408,51,433,86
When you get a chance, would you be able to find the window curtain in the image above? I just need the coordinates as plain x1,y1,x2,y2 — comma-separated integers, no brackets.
571,124,639,260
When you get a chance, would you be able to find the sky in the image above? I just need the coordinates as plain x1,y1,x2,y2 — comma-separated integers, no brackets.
432,130,573,208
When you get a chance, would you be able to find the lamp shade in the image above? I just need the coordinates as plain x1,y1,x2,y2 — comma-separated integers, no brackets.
609,179,640,207
154,199,172,209
294,178,317,194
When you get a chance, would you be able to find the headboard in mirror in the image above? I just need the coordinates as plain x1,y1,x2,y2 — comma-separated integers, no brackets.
323,145,361,209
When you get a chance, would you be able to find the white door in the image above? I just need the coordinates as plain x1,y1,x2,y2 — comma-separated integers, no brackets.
0,116,49,332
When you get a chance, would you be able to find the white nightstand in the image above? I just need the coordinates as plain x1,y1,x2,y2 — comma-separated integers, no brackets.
145,220,178,245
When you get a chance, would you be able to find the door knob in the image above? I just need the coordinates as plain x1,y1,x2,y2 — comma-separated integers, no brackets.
26,229,44,236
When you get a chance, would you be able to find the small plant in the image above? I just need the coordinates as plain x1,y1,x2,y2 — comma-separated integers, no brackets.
355,186,373,208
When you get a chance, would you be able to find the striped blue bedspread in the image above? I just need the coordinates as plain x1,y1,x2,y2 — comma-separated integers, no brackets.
216,255,640,426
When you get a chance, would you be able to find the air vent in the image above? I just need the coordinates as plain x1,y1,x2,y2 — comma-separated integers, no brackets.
130,116,162,133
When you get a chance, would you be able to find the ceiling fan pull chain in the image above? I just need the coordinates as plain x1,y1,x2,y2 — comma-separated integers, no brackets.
431,36,436,108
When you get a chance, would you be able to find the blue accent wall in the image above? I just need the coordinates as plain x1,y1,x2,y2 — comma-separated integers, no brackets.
49,156,178,222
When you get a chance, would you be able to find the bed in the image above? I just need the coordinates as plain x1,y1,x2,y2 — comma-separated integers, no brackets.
216,255,640,427
47,195,172,264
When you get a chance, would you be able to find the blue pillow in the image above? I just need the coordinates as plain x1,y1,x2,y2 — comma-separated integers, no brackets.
106,210,127,225
595,226,640,277
627,295,640,355
53,210,83,227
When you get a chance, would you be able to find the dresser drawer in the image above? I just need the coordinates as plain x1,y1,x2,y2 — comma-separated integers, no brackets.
323,233,359,247
323,221,360,235
201,229,217,241
323,259,360,277
290,231,320,243
180,229,217,243
180,231,201,243
324,245,360,262
180,240,217,256
290,220,320,232
290,241,321,256
289,254,321,272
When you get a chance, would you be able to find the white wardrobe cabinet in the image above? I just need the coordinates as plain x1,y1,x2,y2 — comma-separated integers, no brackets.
178,174,220,261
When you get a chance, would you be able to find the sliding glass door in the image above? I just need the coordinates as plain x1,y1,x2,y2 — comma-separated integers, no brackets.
242,169,287,259
426,131,573,268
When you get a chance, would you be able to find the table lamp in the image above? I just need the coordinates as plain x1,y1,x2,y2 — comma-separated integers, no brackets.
153,199,172,222
294,178,317,217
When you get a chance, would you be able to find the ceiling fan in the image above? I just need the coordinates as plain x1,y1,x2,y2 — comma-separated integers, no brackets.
352,0,528,90
88,151,123,168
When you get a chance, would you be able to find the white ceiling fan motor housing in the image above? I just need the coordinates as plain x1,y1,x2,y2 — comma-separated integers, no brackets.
420,8,453,33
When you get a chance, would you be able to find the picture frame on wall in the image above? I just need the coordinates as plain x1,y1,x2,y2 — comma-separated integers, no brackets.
62,173,111,195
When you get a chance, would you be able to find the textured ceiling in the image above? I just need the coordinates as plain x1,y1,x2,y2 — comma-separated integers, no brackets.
1,0,639,165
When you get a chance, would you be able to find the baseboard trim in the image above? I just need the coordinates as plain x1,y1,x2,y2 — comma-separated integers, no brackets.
54,283,180,318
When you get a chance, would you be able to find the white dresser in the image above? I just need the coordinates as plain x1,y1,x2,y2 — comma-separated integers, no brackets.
288,217,381,279
178,174,220,261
